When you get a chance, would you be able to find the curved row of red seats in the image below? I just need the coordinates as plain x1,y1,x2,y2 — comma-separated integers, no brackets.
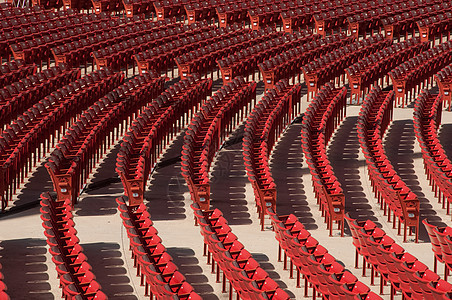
0,63,79,131
180,77,290,298
0,5,64,33
380,1,450,41
246,0,361,32
389,40,452,107
0,60,37,93
185,1,220,25
115,76,212,299
182,76,256,210
435,63,452,110
91,0,123,14
61,0,156,15
346,37,428,103
303,34,391,101
259,32,353,91
311,0,370,36
7,11,114,67
423,219,452,281
62,0,93,11
301,83,347,236
0,9,102,40
346,215,451,299
0,2,14,10
192,0,287,27
46,72,165,206
357,85,419,242
280,6,318,34
281,0,408,35
153,0,202,20
314,9,349,36
269,209,381,299
280,0,358,34
179,76,293,300
117,196,201,299
414,91,452,218
136,23,240,76
243,80,302,230
250,0,347,32
40,192,107,299
248,2,301,31
218,30,316,84
93,21,210,74
32,0,64,10
1,10,112,61
1,8,100,35
53,17,166,69
175,27,278,79
347,0,441,39
116,74,212,206
2,4,63,18
153,0,275,22
417,11,452,44
215,2,253,28
122,0,156,17
0,68,122,211
191,202,291,300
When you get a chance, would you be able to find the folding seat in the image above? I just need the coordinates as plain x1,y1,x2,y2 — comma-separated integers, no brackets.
429,279,452,299
143,265,165,296
63,281,81,298
79,280,102,297
76,270,97,288
341,280,371,300
163,270,186,292
422,219,446,274
66,252,94,280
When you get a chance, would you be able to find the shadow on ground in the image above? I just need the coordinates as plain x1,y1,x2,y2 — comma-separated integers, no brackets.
0,238,54,300
329,116,379,228
211,126,252,225
385,119,447,240
167,247,219,300
271,123,317,230
82,242,138,299
252,253,296,298
145,133,187,221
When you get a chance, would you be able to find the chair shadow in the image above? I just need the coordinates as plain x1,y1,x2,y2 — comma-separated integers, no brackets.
210,126,252,225
166,247,219,299
81,242,138,299
145,132,187,221
13,162,54,209
328,116,379,228
385,119,446,241
75,143,124,216
252,253,296,298
0,238,54,300
270,123,317,230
